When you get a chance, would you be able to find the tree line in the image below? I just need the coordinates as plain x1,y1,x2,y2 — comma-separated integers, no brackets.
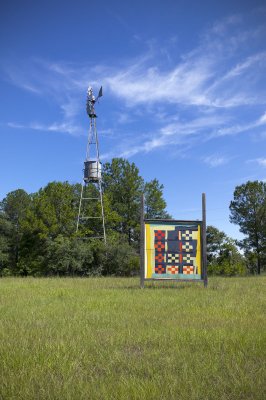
0,158,169,276
0,158,265,276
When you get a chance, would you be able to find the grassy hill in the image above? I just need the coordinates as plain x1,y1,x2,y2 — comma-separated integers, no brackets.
0,277,265,399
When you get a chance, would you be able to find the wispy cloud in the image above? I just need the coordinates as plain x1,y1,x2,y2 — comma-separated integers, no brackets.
258,112,266,125
102,115,229,159
247,158,266,167
203,155,229,168
257,158,266,167
2,12,266,159
207,111,266,139
7,121,83,136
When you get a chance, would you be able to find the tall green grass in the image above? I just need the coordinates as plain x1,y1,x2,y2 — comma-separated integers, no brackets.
0,277,265,399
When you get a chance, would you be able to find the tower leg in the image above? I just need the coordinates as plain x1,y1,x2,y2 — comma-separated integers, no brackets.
202,193,208,288
76,183,84,232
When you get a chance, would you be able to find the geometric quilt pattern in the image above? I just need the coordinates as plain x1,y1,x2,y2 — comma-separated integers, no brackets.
151,225,201,278
167,265,179,274
183,265,194,274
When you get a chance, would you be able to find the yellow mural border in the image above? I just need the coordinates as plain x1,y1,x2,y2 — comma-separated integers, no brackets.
145,224,152,278
196,224,201,275
145,222,202,278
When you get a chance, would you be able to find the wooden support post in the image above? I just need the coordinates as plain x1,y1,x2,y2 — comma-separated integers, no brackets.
140,194,145,288
202,193,208,287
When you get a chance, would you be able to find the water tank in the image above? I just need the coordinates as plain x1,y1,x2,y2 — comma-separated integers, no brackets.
84,161,102,182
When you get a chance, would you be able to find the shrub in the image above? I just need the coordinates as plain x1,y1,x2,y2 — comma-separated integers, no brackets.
102,239,139,276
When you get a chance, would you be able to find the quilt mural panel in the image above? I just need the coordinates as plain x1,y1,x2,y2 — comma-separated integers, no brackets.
145,222,202,280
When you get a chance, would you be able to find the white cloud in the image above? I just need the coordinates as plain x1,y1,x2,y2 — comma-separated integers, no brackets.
249,158,266,167
258,112,266,125
203,155,229,167
104,60,213,107
7,122,26,129
2,12,266,159
7,121,83,136
224,53,266,79
4,15,266,111
102,115,230,160
207,111,266,139
257,158,266,167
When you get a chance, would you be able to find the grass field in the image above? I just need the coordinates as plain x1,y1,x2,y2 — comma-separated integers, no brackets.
0,277,265,400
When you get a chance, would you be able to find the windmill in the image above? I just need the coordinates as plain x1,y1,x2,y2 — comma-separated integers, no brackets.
76,86,106,243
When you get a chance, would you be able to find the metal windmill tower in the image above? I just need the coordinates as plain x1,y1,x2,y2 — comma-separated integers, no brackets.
76,86,106,243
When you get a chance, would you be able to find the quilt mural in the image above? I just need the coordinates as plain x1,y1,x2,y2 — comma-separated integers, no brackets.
145,221,202,280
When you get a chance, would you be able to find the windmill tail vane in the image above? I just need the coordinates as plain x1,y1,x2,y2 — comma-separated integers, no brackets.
97,86,103,100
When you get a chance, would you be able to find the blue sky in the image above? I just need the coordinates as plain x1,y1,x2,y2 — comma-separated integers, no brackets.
0,0,266,240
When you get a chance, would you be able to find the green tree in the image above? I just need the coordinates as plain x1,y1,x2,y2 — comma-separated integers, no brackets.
23,181,80,239
0,158,171,275
215,239,246,276
207,225,246,276
75,183,103,238
43,236,94,276
0,182,81,275
207,225,227,265
0,189,31,272
144,179,171,219
229,181,266,274
244,251,259,274
74,183,122,240
102,158,144,245
101,236,139,276
102,193,123,237
0,211,12,274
